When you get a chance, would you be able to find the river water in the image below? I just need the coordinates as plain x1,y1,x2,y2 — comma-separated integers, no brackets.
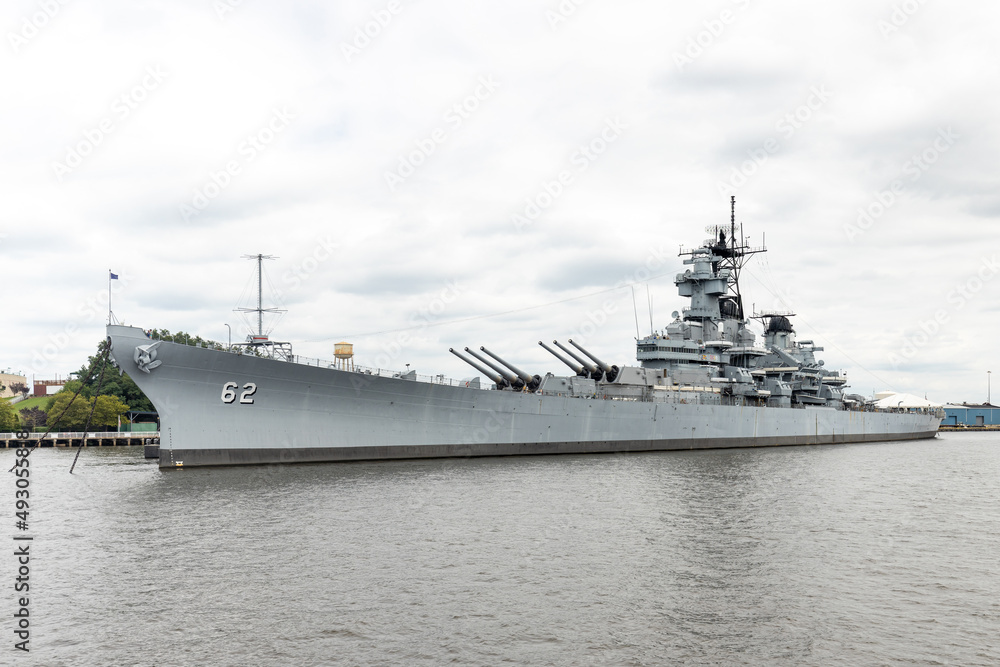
2,431,998,666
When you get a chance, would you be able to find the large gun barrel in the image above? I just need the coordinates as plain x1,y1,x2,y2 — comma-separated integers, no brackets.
553,340,601,379
568,339,620,382
464,347,522,389
450,348,506,388
538,341,586,376
480,346,542,392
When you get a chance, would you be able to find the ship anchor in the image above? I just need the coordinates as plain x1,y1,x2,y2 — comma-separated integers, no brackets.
133,341,163,373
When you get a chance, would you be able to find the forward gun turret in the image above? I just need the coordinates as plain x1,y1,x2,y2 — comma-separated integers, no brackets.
450,348,507,389
464,347,524,390
480,346,542,392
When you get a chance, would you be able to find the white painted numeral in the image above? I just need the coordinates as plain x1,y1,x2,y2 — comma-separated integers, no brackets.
240,383,258,404
222,381,258,404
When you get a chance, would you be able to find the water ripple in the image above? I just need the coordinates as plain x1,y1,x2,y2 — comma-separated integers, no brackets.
2,432,997,666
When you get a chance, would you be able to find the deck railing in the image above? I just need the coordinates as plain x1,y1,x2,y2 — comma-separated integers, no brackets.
139,332,947,412
287,354,489,389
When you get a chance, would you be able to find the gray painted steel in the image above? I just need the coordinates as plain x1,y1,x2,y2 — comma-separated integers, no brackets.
106,326,941,469
109,207,941,469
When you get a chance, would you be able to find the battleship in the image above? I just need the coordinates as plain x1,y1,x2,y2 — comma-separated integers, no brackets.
107,200,942,468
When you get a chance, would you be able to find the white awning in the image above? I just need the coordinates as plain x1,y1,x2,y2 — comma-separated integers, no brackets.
873,392,942,408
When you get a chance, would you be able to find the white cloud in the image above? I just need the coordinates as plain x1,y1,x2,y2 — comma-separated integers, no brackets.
2,0,998,403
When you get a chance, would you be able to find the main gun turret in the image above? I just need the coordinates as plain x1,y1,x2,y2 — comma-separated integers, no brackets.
568,339,620,383
464,347,525,390
480,346,542,392
538,341,588,377
552,340,602,380
450,348,508,389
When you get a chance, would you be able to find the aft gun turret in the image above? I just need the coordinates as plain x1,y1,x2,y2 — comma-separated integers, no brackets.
568,339,620,383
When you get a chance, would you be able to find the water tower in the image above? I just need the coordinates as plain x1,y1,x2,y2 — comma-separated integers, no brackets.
334,342,354,371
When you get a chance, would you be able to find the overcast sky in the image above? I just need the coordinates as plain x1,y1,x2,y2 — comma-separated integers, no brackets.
2,0,998,404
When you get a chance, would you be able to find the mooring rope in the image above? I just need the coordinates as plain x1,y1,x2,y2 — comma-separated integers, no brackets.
69,341,112,474
7,340,113,473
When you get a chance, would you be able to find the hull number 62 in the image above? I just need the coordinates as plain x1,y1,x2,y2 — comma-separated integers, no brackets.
222,382,258,404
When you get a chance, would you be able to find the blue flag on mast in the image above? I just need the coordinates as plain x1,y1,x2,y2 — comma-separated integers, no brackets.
110,272,118,279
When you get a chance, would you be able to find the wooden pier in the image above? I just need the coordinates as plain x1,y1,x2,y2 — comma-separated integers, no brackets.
0,432,160,448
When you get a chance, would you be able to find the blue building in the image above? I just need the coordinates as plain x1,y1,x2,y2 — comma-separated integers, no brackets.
942,404,1000,427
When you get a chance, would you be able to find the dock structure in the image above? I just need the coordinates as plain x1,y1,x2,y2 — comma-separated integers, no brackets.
0,432,160,448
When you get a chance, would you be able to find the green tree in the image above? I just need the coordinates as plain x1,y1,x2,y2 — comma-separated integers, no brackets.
48,380,93,409
73,330,222,415
45,394,96,431
0,400,18,432
92,395,129,429
149,329,222,349
73,346,151,412
18,407,47,430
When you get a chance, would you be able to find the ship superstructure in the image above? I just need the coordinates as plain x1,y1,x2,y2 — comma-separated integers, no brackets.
107,200,942,468
453,198,852,411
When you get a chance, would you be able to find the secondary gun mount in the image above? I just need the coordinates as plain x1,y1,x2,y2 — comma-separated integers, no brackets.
568,339,620,383
538,341,588,377
480,346,542,392
450,348,508,389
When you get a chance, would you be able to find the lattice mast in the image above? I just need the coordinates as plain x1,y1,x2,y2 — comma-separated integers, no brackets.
715,196,766,320
236,254,285,337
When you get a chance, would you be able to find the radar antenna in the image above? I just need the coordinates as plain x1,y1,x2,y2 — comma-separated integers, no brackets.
718,196,766,320
235,254,286,336
231,254,293,361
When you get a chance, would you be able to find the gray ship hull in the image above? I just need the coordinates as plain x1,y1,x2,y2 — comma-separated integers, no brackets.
107,326,941,469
